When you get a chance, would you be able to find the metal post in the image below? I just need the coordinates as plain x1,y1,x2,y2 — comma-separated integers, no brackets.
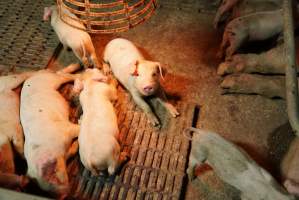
283,0,299,136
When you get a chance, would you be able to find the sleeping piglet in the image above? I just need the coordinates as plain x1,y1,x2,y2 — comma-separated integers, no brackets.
20,70,80,198
218,9,283,59
43,5,100,69
103,38,179,128
73,68,127,175
0,72,34,174
186,127,295,200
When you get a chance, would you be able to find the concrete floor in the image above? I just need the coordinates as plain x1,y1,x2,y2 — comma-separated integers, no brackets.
85,1,291,199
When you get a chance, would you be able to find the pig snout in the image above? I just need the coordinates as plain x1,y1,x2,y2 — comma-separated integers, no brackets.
143,86,154,94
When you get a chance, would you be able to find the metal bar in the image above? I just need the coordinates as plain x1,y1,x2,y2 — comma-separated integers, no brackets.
283,0,299,136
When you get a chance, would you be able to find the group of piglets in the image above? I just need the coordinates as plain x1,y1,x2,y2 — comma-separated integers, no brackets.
0,4,179,199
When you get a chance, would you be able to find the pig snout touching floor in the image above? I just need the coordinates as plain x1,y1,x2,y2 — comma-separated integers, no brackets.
43,5,100,69
186,127,295,200
20,70,80,198
218,9,283,59
74,68,127,175
103,38,179,128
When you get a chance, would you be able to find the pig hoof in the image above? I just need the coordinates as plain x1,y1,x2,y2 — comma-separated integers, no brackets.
170,108,180,117
149,116,160,128
217,62,230,76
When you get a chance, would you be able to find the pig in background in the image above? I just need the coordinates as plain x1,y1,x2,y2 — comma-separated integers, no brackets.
214,0,281,29
218,9,283,59
186,127,295,200
103,38,179,128
73,68,128,176
43,5,100,69
0,72,33,190
20,69,80,198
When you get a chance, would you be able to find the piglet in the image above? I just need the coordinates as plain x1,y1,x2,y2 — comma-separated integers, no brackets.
43,5,100,69
186,127,295,200
73,68,127,175
218,9,283,59
0,72,33,174
20,70,80,198
103,38,179,128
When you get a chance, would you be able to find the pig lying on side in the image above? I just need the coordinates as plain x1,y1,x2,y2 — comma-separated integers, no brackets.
43,5,100,69
217,43,285,75
186,127,295,200
73,68,127,175
20,70,80,198
218,9,283,59
103,38,179,128
214,0,281,28
0,72,33,172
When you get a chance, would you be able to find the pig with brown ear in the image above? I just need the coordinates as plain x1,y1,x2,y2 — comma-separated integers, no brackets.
103,38,179,127
186,127,295,200
20,70,80,198
73,68,127,175
43,5,100,69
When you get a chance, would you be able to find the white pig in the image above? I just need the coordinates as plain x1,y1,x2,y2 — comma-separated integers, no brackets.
103,38,179,127
0,72,33,173
186,127,295,200
43,5,100,69
73,68,127,175
20,70,80,198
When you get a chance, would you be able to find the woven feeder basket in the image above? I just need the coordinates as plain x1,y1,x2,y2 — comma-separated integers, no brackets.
56,0,157,34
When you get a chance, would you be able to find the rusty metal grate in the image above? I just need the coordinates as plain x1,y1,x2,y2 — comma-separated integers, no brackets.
66,87,195,200
57,0,157,34
0,0,59,71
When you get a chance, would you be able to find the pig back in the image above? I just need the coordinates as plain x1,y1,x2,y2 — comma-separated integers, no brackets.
104,38,144,87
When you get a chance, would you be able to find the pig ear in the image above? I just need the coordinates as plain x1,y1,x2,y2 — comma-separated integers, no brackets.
155,62,165,81
43,7,52,21
130,60,139,76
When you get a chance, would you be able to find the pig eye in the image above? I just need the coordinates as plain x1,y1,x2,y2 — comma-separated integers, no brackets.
152,73,157,77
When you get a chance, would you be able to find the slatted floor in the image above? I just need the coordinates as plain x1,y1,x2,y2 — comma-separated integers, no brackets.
0,0,198,199
0,0,58,72
66,86,196,200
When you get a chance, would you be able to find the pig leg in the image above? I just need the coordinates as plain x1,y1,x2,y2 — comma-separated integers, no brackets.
156,88,179,117
58,63,82,74
187,145,207,180
131,93,160,127
225,30,247,59
0,134,15,173
11,124,24,157
90,53,101,69
72,47,90,69
102,60,112,76
65,140,78,160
